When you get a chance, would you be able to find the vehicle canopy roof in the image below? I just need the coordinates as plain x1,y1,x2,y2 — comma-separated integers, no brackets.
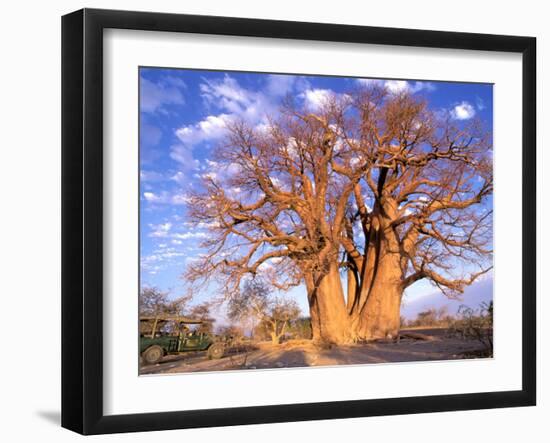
140,315,215,337
139,315,213,324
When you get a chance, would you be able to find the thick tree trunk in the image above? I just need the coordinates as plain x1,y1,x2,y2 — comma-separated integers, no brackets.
304,274,322,341
346,205,406,341
346,267,358,313
271,320,288,345
306,249,405,344
309,262,351,345
353,253,404,340
271,332,280,345
355,284,402,340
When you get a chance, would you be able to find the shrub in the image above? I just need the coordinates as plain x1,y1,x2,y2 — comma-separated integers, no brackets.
448,301,493,355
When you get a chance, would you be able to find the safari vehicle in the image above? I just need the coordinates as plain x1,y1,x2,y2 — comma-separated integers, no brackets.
140,316,225,365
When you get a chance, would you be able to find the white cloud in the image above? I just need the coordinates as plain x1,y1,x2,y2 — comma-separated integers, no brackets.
141,262,162,275
174,74,311,156
204,159,220,169
171,193,192,205
200,75,253,113
140,77,185,113
451,101,476,120
161,75,187,89
148,222,172,238
143,192,164,203
225,162,242,176
356,78,382,87
142,191,191,205
141,244,188,273
408,81,436,93
265,74,309,96
158,251,186,259
385,80,410,94
141,169,198,188
174,114,232,156
169,143,201,171
140,170,165,182
300,88,335,111
198,115,230,135
170,171,187,185
201,171,218,181
199,75,273,124
183,221,219,229
172,232,209,240
475,96,486,111
356,78,435,95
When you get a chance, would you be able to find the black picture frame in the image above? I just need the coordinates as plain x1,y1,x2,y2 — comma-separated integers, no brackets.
61,8,536,435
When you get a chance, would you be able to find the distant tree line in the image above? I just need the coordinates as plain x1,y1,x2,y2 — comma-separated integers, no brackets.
403,301,493,355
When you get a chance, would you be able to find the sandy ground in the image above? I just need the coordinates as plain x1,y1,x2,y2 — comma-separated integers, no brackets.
140,328,490,375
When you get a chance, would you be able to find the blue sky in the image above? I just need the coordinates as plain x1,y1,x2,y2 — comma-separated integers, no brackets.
139,67,493,319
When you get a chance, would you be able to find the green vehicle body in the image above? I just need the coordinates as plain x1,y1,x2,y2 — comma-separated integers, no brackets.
140,332,215,354
140,316,225,364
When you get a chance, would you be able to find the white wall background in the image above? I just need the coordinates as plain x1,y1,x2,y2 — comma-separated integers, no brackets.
0,1,546,441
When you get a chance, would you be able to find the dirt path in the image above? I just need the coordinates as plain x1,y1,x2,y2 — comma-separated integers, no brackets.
140,328,489,375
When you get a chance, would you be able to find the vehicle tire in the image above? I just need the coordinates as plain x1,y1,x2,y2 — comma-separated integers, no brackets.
207,343,224,359
142,345,164,365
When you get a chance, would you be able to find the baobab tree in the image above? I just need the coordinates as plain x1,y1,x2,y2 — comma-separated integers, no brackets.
185,84,492,344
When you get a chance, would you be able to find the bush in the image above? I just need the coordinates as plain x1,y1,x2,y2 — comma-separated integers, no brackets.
448,301,493,355
287,317,313,340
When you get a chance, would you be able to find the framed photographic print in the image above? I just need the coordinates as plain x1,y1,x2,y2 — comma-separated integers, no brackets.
61,8,536,435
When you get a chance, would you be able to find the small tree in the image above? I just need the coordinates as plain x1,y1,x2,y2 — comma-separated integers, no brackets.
264,298,301,344
228,279,301,344
139,287,200,336
188,301,214,333
139,286,192,316
227,279,270,338
416,309,437,326
436,306,449,323
139,287,169,316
